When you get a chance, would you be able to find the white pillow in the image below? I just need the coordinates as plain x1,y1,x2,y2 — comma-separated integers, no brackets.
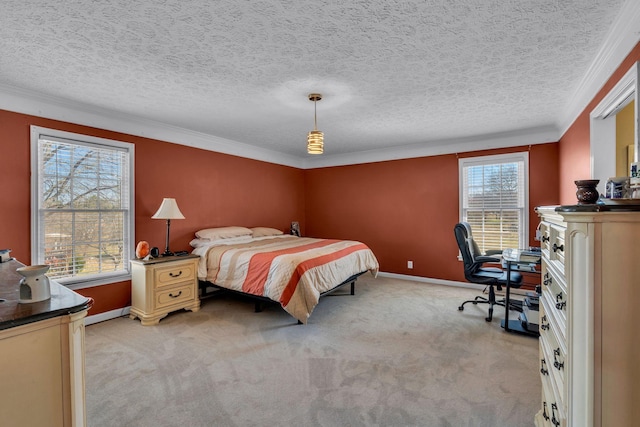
251,227,284,237
190,235,253,248
195,226,252,240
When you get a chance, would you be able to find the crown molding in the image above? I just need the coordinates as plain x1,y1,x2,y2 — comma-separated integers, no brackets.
590,62,638,119
1,82,559,170
560,0,640,136
0,83,302,168
2,3,639,171
301,126,559,169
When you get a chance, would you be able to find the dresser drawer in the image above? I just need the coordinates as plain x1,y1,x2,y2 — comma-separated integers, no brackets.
548,224,566,274
540,341,565,426
540,301,567,396
539,221,552,254
155,282,195,309
551,230,565,265
541,261,567,325
540,288,566,343
154,261,196,288
540,367,566,427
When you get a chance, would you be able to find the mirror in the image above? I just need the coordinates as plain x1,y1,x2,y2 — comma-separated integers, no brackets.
590,61,639,191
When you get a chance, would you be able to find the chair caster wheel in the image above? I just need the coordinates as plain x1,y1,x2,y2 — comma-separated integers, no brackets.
458,306,464,311
485,317,492,322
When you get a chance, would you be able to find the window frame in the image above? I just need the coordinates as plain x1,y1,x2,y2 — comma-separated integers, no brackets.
30,125,135,289
458,152,529,253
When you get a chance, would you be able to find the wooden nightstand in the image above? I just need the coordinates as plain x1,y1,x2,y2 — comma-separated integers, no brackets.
129,254,200,325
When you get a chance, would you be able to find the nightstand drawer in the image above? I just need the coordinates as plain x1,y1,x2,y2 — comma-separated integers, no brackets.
154,261,195,287
155,283,195,309
130,255,200,325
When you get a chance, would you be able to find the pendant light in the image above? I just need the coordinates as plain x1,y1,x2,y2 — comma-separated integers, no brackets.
307,93,324,154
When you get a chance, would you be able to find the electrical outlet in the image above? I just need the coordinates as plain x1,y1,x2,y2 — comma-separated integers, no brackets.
407,260,413,269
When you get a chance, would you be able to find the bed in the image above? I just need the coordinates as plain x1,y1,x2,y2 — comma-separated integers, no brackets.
191,226,379,323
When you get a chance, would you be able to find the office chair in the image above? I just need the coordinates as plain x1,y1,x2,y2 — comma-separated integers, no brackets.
454,222,523,322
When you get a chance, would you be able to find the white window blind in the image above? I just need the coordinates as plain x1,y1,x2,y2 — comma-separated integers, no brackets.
459,152,528,253
31,126,134,287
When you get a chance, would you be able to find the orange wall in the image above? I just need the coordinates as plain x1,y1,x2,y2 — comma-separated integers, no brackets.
559,41,640,204
6,33,639,316
305,143,560,283
0,109,305,315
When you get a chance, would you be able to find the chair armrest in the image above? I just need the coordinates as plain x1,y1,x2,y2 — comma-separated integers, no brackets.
485,249,503,256
475,255,501,264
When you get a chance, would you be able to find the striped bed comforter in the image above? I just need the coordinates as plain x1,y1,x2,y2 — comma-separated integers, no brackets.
198,235,379,323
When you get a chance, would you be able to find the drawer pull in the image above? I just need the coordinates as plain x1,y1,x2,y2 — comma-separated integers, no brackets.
540,315,549,331
543,272,552,286
552,243,564,253
542,402,550,420
169,291,183,298
540,358,549,375
542,235,550,242
551,403,560,426
553,348,564,370
555,293,566,310
169,270,183,278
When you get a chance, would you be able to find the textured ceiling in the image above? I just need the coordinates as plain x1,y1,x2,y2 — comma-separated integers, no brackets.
0,0,629,160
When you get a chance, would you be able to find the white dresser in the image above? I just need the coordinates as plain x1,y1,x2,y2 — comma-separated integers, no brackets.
535,205,640,427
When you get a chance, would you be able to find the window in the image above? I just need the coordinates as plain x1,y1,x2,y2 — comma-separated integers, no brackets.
459,152,528,253
31,126,134,288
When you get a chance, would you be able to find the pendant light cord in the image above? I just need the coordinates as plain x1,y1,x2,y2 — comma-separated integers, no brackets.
314,99,318,130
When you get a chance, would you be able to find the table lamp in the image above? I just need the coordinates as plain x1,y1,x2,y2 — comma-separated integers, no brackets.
152,198,185,256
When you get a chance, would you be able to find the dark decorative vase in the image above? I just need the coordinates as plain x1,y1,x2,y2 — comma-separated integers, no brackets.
575,179,600,204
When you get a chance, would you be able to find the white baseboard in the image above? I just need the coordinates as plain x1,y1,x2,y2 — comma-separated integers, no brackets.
377,271,530,296
377,271,485,290
83,272,533,325
85,306,131,326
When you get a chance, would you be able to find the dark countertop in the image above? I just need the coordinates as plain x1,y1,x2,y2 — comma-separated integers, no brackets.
0,259,91,331
555,200,640,212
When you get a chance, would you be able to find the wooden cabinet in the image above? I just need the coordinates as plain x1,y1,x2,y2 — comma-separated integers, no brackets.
1,312,87,426
0,259,90,427
535,206,640,427
129,255,200,325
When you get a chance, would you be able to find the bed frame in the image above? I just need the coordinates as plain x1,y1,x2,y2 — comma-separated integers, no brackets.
198,271,366,323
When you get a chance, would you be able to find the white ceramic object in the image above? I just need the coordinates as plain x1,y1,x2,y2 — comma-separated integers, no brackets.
17,264,51,303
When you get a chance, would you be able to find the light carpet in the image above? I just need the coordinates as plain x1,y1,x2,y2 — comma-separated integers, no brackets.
85,275,540,427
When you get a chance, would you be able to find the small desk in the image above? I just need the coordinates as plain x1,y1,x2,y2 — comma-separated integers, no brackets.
500,248,540,337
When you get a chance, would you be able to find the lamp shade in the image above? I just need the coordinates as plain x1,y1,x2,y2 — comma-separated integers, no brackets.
307,130,324,154
151,198,185,220
307,93,324,155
